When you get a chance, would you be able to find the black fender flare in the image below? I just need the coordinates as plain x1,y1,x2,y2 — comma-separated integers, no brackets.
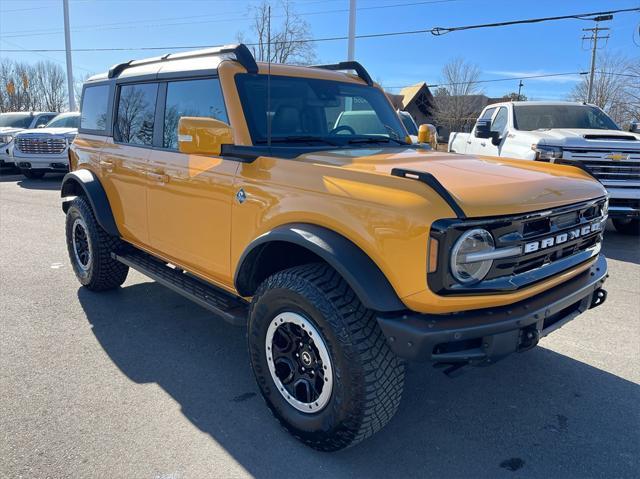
60,169,120,237
234,223,406,312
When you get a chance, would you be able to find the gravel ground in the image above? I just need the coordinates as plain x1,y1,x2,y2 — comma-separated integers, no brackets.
1,172,638,479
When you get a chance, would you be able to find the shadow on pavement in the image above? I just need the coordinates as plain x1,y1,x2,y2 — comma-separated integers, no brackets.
78,282,639,478
16,174,64,190
602,223,640,265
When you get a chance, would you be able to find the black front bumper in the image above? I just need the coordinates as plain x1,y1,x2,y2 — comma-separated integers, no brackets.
377,255,608,364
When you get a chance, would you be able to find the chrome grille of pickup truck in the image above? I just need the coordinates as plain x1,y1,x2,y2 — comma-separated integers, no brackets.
15,137,67,155
559,148,640,184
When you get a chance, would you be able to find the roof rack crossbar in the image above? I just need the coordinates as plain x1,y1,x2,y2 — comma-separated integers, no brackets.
107,43,258,79
313,61,373,86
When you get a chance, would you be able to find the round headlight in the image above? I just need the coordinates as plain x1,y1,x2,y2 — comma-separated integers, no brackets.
450,228,495,285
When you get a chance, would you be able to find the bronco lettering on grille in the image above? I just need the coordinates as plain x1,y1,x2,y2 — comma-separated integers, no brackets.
523,221,602,253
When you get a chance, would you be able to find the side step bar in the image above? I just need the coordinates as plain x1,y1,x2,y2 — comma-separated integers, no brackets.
112,248,248,326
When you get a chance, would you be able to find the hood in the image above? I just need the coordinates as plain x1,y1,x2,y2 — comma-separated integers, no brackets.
0,127,25,136
16,127,77,137
297,147,607,217
528,128,640,149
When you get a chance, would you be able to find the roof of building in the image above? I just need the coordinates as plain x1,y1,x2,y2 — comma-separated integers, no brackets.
399,82,432,109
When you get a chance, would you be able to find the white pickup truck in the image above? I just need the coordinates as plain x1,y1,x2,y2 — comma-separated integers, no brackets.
449,101,640,234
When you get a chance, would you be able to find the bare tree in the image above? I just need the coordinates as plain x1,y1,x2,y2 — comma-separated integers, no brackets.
32,61,67,112
0,59,68,112
433,58,484,134
569,52,640,127
238,0,316,65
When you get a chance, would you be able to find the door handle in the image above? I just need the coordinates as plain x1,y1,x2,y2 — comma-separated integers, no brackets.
99,159,113,167
147,172,169,183
480,142,486,147
466,140,472,144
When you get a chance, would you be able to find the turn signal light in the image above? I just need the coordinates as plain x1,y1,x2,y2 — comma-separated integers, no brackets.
427,237,439,273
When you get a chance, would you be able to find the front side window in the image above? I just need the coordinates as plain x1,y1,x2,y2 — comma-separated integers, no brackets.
513,104,620,131
81,85,109,131
400,112,418,135
491,107,508,133
163,78,228,149
34,115,55,127
115,83,158,146
235,74,406,146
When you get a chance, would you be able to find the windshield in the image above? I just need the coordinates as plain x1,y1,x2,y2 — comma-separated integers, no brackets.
235,74,407,146
399,112,418,135
0,113,32,128
513,104,620,131
46,114,80,129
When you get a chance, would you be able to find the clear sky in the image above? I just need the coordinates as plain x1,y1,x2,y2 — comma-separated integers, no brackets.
1,0,638,100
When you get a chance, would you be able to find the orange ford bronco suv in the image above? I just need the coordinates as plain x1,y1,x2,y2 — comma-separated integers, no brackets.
62,45,609,451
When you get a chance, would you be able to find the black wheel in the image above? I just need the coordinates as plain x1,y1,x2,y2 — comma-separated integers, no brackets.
65,196,129,291
22,169,45,179
612,218,640,235
248,263,405,451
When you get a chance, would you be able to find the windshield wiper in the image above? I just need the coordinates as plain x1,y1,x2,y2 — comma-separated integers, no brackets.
346,136,407,146
256,136,340,146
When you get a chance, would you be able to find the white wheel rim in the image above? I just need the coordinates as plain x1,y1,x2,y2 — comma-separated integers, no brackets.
265,312,333,413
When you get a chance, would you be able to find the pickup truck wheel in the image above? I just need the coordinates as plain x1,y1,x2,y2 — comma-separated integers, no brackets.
248,263,405,451
65,196,129,291
612,218,640,235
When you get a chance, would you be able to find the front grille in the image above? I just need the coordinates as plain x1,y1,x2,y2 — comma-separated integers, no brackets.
429,197,607,294
560,148,640,183
15,137,67,155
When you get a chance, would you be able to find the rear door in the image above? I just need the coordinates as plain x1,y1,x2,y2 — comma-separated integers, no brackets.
99,81,158,245
145,77,238,286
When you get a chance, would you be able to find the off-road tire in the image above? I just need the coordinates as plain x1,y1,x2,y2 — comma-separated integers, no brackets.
248,263,405,451
65,196,129,290
612,218,640,235
22,169,45,179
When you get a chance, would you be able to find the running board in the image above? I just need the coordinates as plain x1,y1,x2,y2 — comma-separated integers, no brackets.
112,248,248,326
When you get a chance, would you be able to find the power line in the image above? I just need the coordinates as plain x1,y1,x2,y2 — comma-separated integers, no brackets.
3,6,638,52
1,0,462,38
430,7,640,35
386,70,639,91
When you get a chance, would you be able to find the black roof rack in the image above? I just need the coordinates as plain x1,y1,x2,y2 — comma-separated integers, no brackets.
107,43,258,79
313,61,373,86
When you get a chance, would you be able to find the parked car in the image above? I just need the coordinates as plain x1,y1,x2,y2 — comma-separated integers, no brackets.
62,45,608,451
0,111,58,169
449,101,640,235
12,112,80,179
397,110,438,148
630,121,638,133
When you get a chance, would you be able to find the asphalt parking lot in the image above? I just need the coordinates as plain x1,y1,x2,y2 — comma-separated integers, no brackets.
1,173,639,479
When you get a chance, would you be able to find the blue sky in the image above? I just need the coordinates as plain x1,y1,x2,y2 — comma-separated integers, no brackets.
1,0,638,100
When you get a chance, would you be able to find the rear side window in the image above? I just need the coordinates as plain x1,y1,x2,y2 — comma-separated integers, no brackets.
115,83,158,146
162,78,227,149
81,85,110,131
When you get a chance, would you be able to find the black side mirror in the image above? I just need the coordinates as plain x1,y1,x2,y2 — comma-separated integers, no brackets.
490,131,502,146
475,119,491,138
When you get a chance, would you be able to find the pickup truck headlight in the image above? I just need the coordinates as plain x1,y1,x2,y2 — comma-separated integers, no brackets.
450,228,495,284
0,135,13,145
532,144,563,161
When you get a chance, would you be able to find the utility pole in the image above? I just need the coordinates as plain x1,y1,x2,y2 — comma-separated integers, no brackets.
582,14,612,104
63,0,76,111
517,80,524,101
347,0,356,61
